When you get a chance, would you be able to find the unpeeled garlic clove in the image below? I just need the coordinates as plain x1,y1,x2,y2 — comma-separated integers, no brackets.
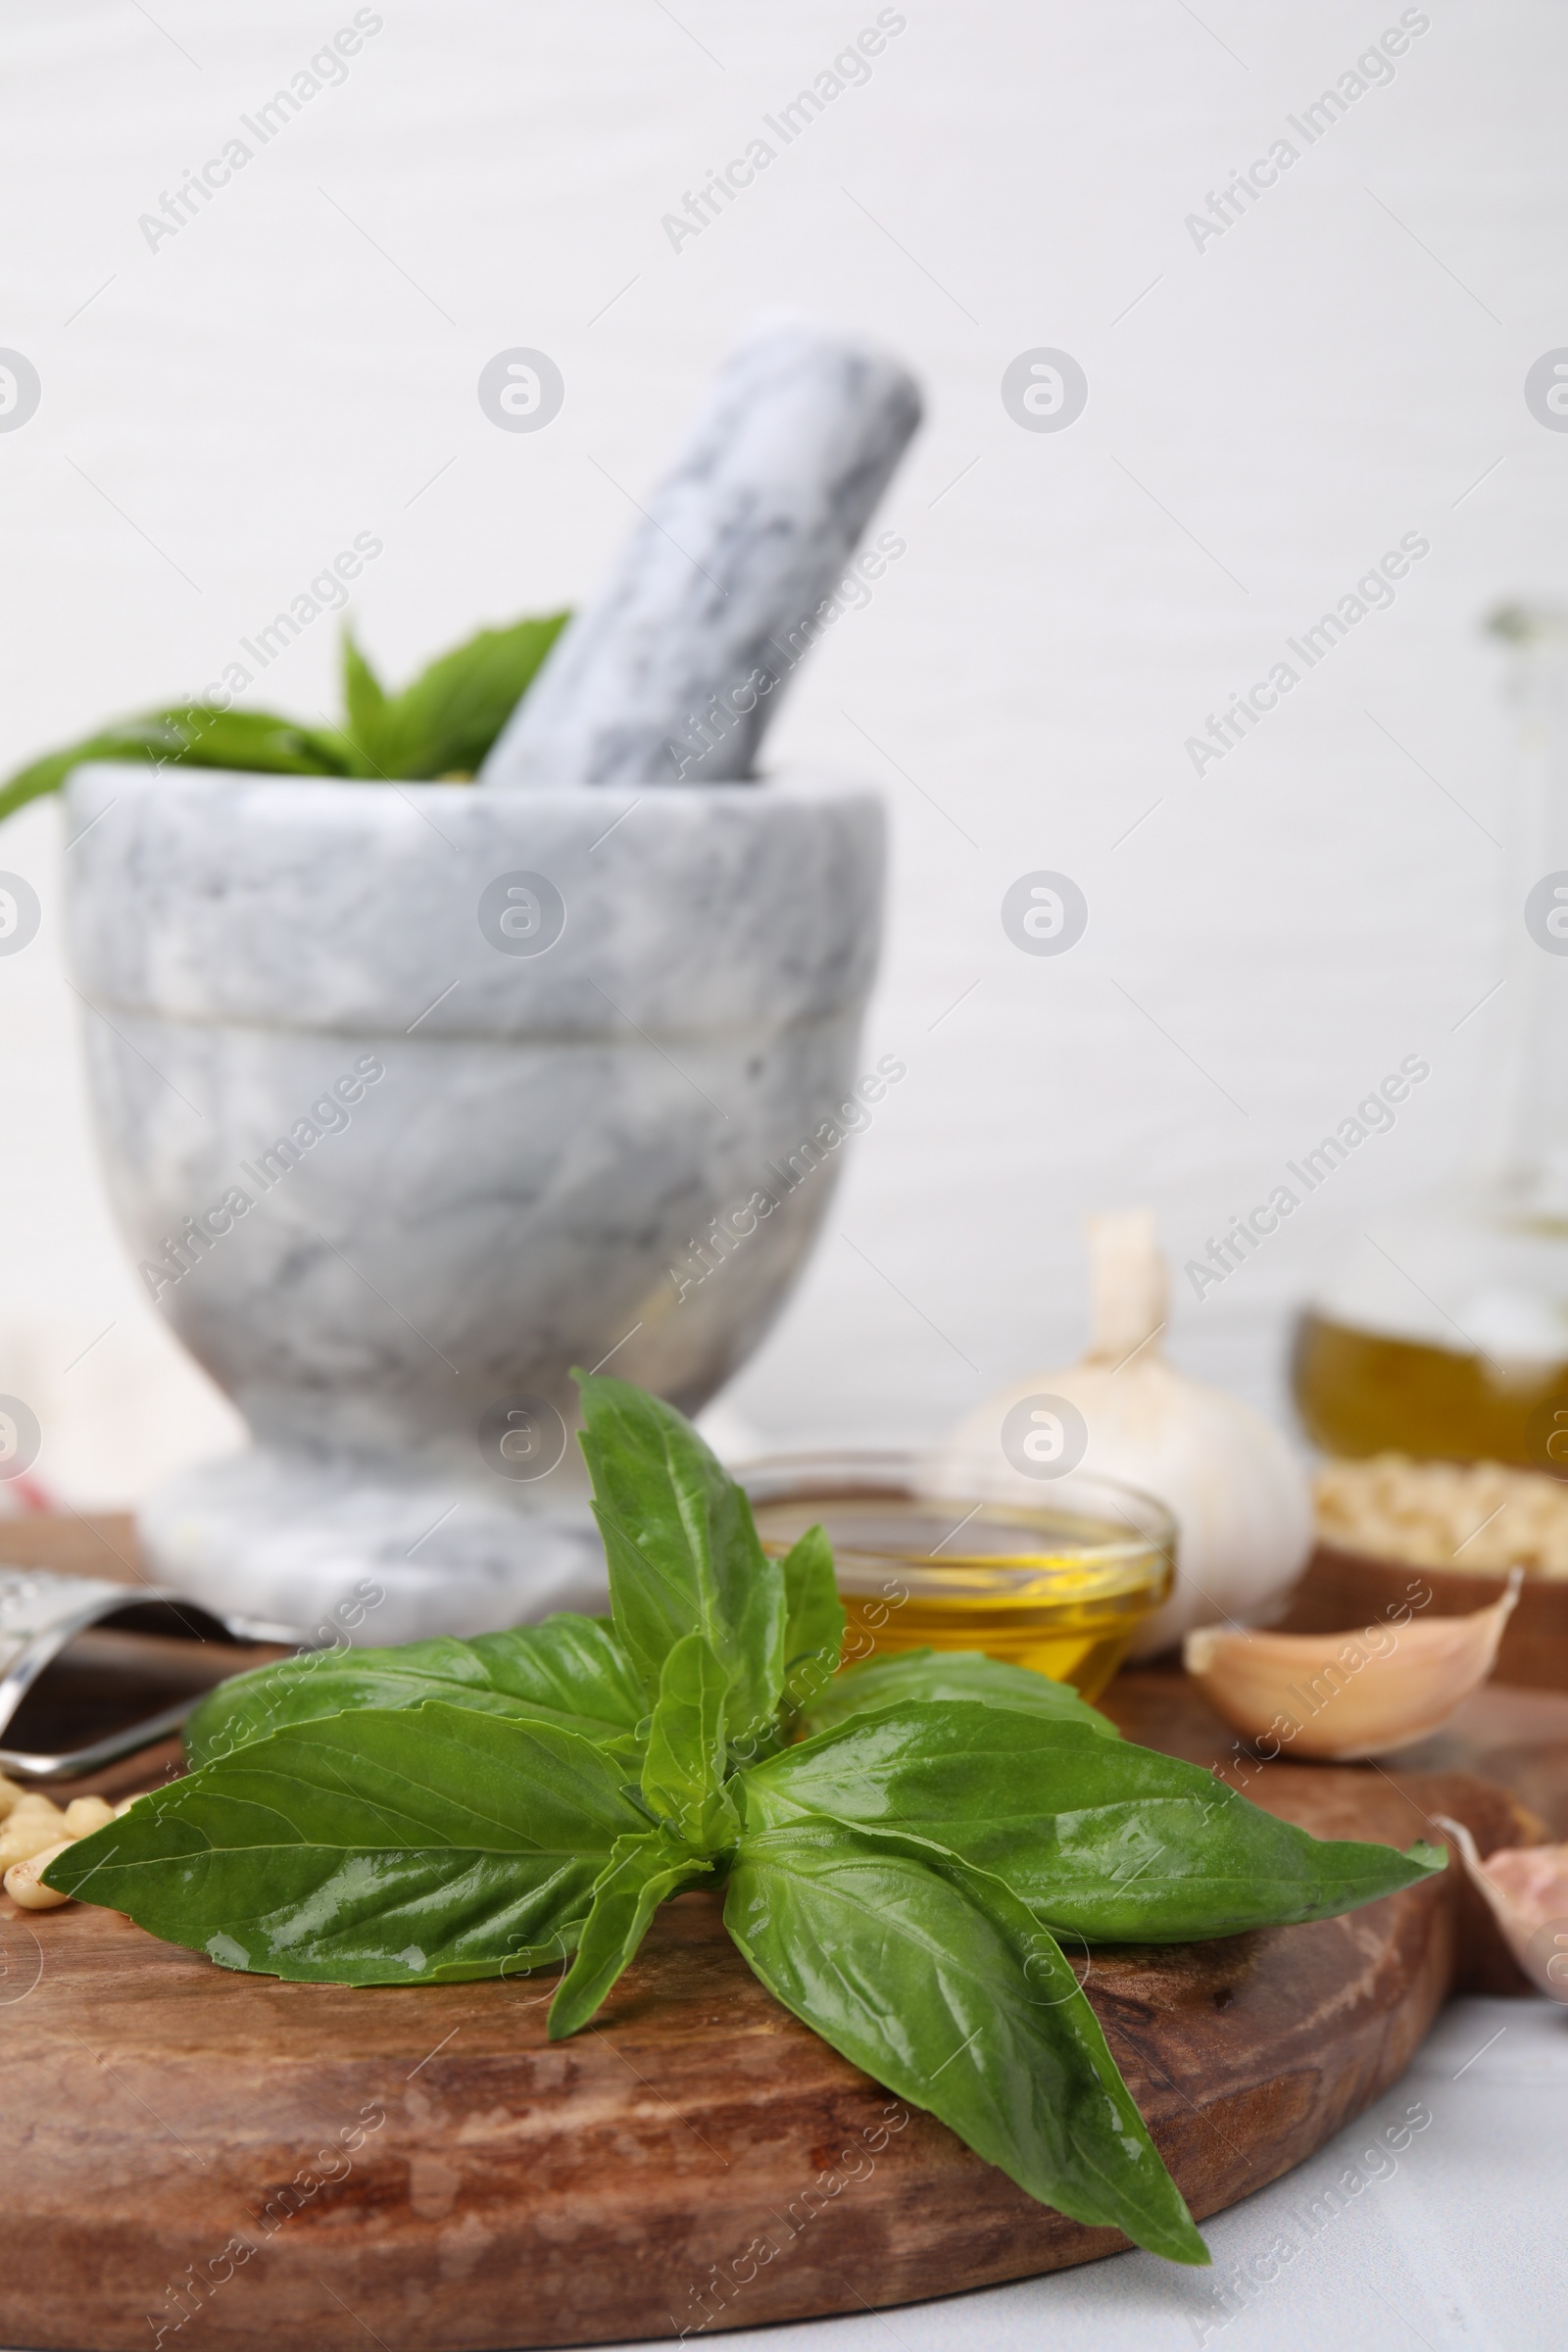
1183,1571,1521,1761
1437,1816,1568,2003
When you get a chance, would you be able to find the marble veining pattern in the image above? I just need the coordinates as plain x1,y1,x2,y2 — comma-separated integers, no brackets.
480,320,921,789
66,764,883,1641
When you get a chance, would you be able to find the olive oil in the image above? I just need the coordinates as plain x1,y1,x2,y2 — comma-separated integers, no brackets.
752,1484,1172,1701
1292,1310,1568,1470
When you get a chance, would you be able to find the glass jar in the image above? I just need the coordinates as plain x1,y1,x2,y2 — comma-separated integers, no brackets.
743,1451,1174,1699
1294,608,1568,1469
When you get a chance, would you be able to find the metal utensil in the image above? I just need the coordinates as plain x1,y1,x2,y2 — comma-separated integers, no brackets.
0,1568,284,1779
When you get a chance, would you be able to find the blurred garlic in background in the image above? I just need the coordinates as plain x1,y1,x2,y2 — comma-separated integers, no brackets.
942,1210,1312,1656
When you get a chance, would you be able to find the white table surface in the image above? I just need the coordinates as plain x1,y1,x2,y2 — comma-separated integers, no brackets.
611,1997,1567,2352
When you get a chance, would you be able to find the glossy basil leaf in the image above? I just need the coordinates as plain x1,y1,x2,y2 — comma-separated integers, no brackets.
341,628,391,764
640,1634,740,1853
547,1830,712,2039
798,1648,1117,1741
47,1702,646,1985
338,612,568,779
0,707,349,820
777,1525,845,1719
724,1818,1206,2265
184,1615,647,1768
574,1371,786,1740
745,1702,1445,1943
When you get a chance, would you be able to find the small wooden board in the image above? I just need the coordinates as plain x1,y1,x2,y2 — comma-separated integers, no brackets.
0,1516,1546,2349
0,1759,1531,2352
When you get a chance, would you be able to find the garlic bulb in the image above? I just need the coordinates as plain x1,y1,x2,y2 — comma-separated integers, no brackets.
941,1210,1312,1656
1436,1816,1568,2003
1184,1575,1521,1760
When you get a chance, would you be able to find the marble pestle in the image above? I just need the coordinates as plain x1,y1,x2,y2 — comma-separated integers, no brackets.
478,319,921,789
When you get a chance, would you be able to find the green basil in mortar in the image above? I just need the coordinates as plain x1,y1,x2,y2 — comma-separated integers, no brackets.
0,611,567,822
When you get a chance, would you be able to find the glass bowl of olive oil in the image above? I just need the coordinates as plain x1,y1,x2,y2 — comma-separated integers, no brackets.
744,1453,1175,1701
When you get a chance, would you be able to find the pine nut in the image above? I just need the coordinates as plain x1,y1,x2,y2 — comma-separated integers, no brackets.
0,1806,70,1870
1317,1451,1568,1577
64,1796,116,1837
4,1838,75,1910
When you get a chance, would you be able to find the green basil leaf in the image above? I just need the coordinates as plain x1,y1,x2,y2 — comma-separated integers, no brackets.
0,610,566,820
47,1701,646,1985
547,1830,711,2039
745,1702,1445,1942
640,1633,740,1853
724,1818,1206,2265
0,707,349,819
798,1647,1117,1740
575,1371,786,1739
340,628,392,775
184,1615,647,1767
777,1524,845,1718
340,612,569,780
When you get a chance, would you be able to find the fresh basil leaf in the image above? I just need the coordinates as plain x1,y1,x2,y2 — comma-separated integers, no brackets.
184,1615,647,1767
640,1633,740,1852
465,1616,648,1725
724,1818,1206,2265
798,1648,1117,1740
47,1701,646,1984
340,628,391,773
745,1702,1445,1943
777,1525,845,1718
0,610,566,820
339,613,569,780
0,707,349,819
547,1830,711,2039
574,1371,786,1740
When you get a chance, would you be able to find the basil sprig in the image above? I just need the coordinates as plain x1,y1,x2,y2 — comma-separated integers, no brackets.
50,1371,1446,2266
0,610,567,821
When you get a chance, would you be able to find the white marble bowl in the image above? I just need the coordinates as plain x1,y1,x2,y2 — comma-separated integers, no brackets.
64,763,883,1641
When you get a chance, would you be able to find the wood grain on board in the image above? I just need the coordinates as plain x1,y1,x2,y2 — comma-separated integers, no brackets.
0,1515,1554,2350
0,1769,1532,2349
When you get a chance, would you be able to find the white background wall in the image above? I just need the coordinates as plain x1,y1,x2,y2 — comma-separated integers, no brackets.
0,0,1563,1503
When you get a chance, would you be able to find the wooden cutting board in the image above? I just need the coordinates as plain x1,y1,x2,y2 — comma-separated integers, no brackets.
0,1515,1546,2350
0,1760,1531,2351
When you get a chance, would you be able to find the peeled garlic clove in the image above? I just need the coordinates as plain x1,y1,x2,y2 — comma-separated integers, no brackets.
0,1770,27,1823
1437,1816,1568,2003
1183,1572,1521,1760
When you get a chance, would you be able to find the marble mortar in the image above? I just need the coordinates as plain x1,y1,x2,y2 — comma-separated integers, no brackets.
65,761,883,1642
